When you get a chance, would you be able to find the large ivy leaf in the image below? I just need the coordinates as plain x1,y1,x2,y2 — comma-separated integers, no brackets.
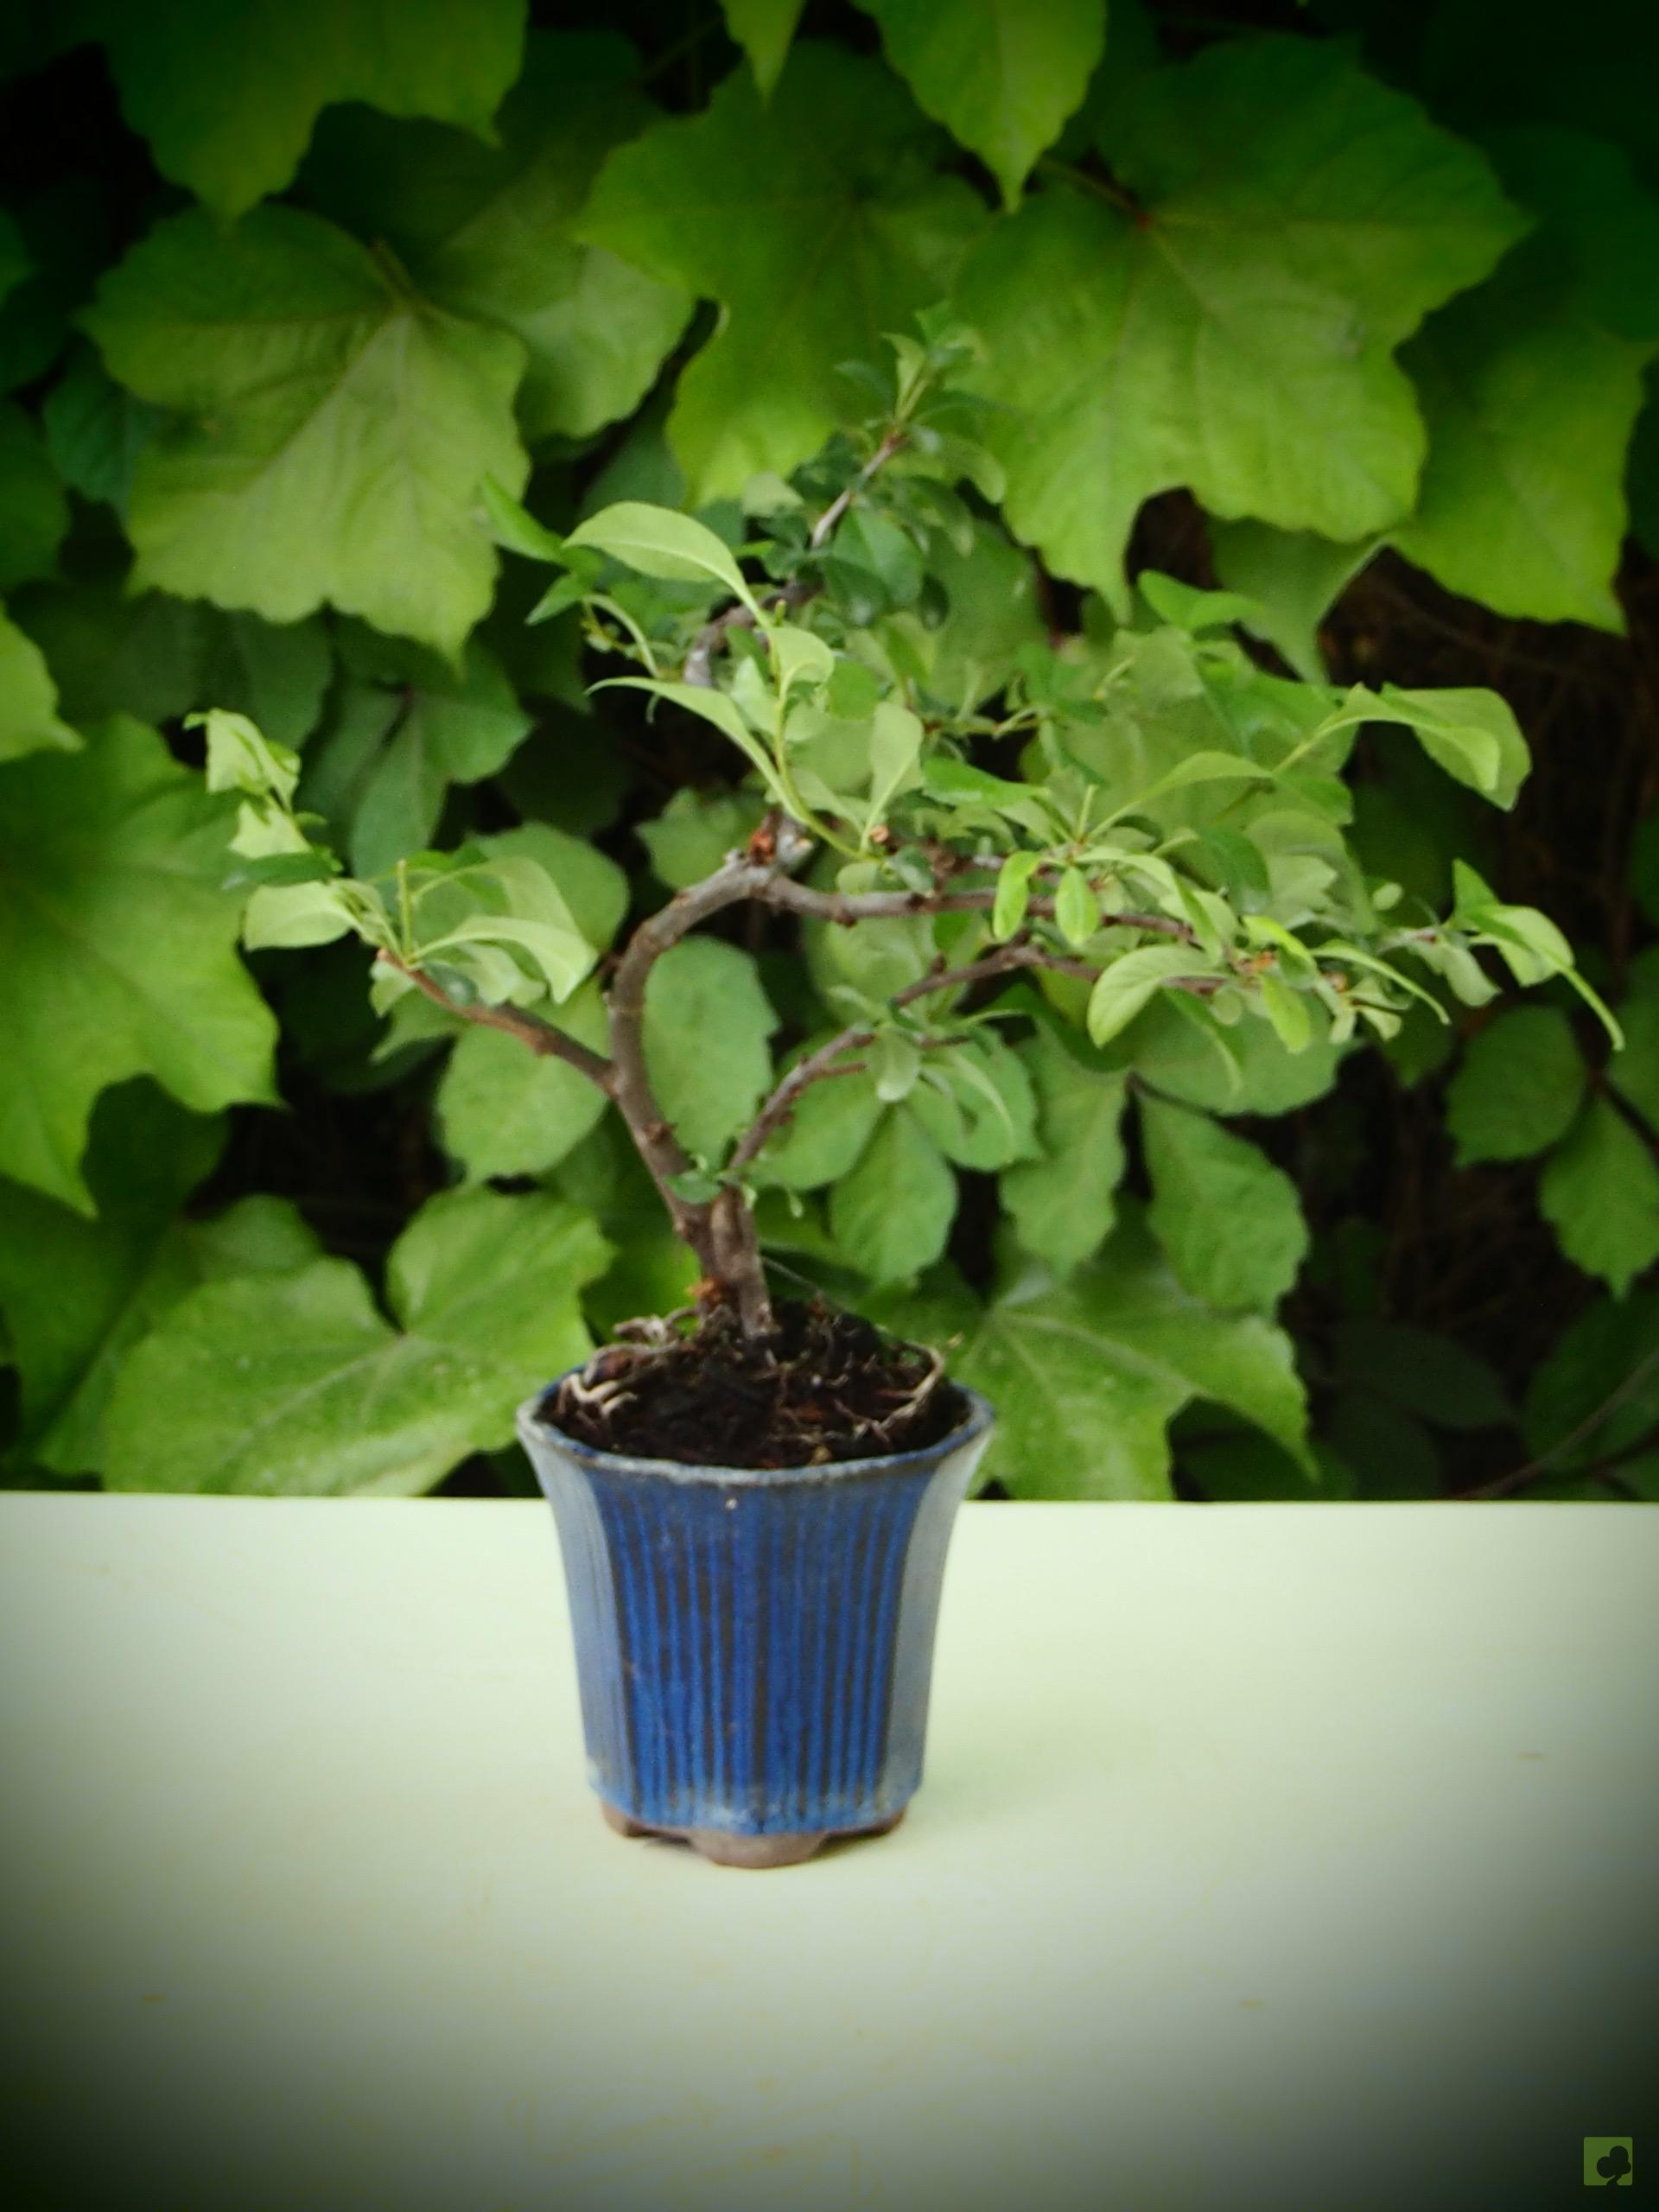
87,0,527,221
719,1,806,98
0,717,278,1211
1445,1005,1586,1166
0,401,67,592
302,631,532,875
577,43,987,498
436,980,612,1181
103,1187,611,1496
0,1084,323,1476
872,1214,1311,1498
11,578,330,746
1001,1028,1127,1273
1394,131,1659,631
300,32,691,442
41,342,160,516
1141,1093,1308,1312
83,207,529,656
828,1105,958,1284
855,0,1107,207
1539,1096,1659,1296
0,604,78,762
643,937,778,1162
956,35,1523,605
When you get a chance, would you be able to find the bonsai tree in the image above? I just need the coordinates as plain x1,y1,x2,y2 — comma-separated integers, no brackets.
200,327,1618,1463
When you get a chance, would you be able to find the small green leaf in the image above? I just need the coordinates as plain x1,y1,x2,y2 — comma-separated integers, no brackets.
1257,971,1313,1053
993,851,1040,940
1054,866,1097,949
1088,945,1214,1046
480,477,567,563
567,500,761,615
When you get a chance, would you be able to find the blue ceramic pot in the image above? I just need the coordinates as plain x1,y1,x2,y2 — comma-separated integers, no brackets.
517,1381,994,1868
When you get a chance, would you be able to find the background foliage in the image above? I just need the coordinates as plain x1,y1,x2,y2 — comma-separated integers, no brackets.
2,0,1656,1504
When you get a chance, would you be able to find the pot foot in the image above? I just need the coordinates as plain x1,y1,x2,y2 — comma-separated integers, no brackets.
600,1800,652,1839
597,1797,908,1866
685,1827,829,1869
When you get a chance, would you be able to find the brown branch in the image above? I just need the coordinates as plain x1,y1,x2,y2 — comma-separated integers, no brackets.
728,939,1216,1179
604,823,816,1333
756,877,1197,942
808,426,906,551
683,580,819,688
681,426,906,686
377,954,615,1091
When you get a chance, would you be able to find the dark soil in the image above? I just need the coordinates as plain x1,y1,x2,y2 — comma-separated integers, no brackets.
543,1299,969,1470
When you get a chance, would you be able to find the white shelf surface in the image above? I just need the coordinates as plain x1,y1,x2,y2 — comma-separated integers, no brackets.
2,1493,1656,2211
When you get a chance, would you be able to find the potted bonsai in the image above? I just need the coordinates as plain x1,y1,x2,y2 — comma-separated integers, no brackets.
200,328,1613,1867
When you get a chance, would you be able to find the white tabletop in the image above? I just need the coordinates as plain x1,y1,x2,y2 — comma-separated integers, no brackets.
3,1494,1655,2212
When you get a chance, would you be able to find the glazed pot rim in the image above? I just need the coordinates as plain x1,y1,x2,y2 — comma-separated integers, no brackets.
516,1371,995,1486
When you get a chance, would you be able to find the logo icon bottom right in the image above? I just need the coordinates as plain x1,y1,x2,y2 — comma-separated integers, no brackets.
1585,2138,1634,2188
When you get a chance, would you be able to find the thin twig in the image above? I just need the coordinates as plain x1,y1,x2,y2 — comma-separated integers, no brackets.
376,954,614,1091
1450,1342,1659,1499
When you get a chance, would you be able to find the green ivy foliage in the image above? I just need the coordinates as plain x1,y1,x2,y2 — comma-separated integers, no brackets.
1,0,1656,1504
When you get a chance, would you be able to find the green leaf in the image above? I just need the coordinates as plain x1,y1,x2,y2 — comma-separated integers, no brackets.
578,44,986,499
300,33,690,442
84,207,529,657
992,850,1040,940
1001,1029,1128,1273
876,1213,1311,1498
1257,971,1313,1054
1446,1006,1586,1165
481,823,628,957
720,1,806,97
1523,1289,1659,1475
1120,989,1344,1116
0,1086,325,1476
1539,1096,1659,1296
436,980,612,1180
1141,1093,1309,1312
1088,944,1215,1046
1394,130,1659,632
957,35,1523,605
0,717,278,1211
829,1105,957,1284
1352,684,1530,808
333,642,531,877
566,500,761,615
1054,865,1097,948
856,0,1107,208
1332,1319,1512,1433
1208,520,1380,682
88,0,528,220
644,937,778,1161
41,342,162,516
0,401,68,592
909,1031,1038,1171
0,604,79,762
1607,964,1659,1134
103,1188,612,1496
242,880,365,953
638,787,764,891
752,1046,884,1192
